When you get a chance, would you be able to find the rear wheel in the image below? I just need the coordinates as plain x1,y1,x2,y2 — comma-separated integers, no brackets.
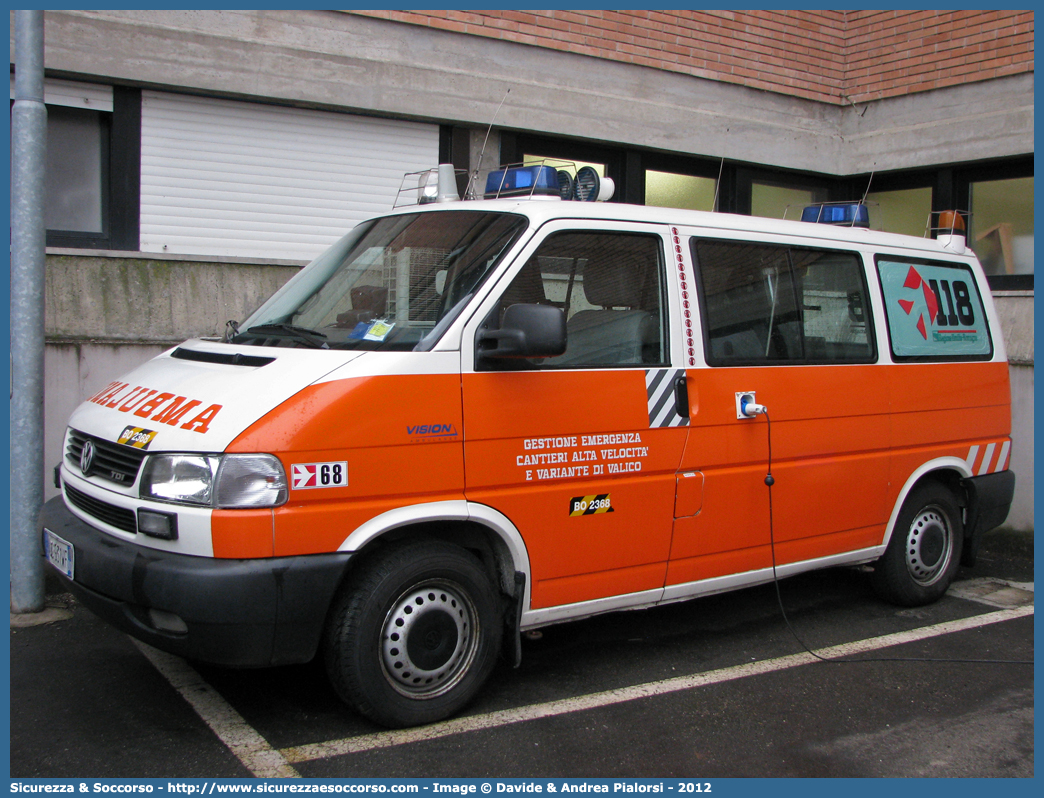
324,541,502,728
872,481,963,607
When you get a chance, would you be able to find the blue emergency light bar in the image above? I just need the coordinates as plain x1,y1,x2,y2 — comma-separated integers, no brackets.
800,203,870,228
484,165,560,199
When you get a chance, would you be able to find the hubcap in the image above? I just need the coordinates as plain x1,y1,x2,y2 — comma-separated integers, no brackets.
904,506,952,586
380,580,478,698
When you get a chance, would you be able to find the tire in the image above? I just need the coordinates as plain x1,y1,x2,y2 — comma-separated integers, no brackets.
871,481,964,607
324,541,502,728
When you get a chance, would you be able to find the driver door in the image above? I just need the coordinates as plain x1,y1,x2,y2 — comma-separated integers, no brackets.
460,222,689,612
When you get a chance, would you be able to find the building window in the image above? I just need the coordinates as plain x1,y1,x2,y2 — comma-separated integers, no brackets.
865,187,933,237
10,78,142,251
505,133,1033,293
751,181,828,221
955,157,1033,290
645,170,716,211
501,133,627,199
45,105,109,235
524,154,605,177
969,176,1034,280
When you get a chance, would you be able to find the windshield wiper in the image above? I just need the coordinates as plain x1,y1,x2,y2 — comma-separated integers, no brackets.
243,324,329,349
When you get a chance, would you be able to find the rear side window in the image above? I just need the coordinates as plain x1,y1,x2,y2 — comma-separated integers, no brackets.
876,256,992,361
693,239,874,366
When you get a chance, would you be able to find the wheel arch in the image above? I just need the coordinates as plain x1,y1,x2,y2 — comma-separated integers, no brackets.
883,457,971,550
336,501,531,611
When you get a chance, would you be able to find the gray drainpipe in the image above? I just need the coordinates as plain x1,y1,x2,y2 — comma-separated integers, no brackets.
10,9,48,613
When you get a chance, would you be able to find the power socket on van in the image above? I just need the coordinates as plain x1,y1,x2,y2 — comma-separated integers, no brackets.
736,391,765,419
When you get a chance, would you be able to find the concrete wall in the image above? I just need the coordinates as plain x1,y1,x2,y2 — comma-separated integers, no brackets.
46,250,302,346
1006,364,1034,531
993,291,1034,531
24,10,1034,176
837,73,1034,174
44,343,167,503
42,251,301,501
348,10,1035,106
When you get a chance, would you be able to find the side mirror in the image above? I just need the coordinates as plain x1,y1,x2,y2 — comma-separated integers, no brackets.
477,304,566,359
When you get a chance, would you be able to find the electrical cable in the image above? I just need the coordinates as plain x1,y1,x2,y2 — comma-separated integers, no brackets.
760,409,1033,667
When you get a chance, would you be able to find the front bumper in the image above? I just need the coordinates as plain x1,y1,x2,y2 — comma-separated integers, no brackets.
40,496,352,667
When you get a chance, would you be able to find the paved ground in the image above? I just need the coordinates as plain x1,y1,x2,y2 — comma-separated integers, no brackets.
10,530,1034,780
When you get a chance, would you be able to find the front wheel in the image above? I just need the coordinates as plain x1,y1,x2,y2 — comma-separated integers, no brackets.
871,481,963,607
324,541,502,728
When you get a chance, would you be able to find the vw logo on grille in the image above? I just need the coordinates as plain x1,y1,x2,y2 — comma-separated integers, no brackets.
80,440,96,477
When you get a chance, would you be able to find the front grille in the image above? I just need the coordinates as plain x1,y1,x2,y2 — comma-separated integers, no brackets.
66,429,147,486
65,483,138,535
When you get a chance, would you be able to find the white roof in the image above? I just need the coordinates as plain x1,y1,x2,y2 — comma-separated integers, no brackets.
384,197,973,261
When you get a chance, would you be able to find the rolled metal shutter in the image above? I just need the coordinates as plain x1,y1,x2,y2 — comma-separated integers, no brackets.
140,91,439,259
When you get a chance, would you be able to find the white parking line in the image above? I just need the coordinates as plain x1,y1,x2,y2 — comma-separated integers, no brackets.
280,605,1034,764
132,640,301,779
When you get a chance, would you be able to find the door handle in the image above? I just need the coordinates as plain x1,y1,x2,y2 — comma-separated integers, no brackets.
674,375,689,420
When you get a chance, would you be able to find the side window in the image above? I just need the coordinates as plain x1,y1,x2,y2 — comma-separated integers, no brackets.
693,239,874,365
877,257,992,360
491,230,667,368
796,250,874,362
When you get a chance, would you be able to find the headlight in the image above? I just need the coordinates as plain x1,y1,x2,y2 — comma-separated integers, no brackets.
214,454,288,508
140,454,287,508
140,454,220,505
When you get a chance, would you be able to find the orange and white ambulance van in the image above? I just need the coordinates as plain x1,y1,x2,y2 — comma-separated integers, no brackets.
41,163,1014,728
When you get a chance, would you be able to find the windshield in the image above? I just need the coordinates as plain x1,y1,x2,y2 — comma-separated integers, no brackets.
233,210,527,351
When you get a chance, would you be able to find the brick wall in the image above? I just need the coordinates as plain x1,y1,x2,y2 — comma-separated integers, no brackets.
844,10,1034,103
345,10,1033,106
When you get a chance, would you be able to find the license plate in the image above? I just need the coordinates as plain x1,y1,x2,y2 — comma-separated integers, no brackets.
44,529,75,580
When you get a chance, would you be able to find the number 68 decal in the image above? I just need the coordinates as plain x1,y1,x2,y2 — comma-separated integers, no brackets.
291,461,348,490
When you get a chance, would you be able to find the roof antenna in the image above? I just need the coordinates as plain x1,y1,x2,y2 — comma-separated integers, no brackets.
855,166,875,227
711,127,729,212
465,88,511,199
860,168,875,207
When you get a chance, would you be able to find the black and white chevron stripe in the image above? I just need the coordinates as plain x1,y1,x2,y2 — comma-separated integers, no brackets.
646,368,689,428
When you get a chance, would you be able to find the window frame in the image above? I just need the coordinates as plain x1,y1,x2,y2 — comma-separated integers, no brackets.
44,85,140,251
